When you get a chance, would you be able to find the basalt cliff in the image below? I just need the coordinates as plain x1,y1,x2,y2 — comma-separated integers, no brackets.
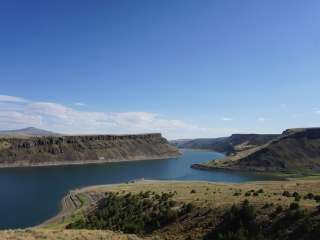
0,133,180,168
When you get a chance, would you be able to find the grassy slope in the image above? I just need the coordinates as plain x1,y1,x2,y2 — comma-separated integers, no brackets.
31,179,320,240
65,180,320,210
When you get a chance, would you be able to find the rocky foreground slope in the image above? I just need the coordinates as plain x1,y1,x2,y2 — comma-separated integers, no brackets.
0,133,180,168
196,128,320,172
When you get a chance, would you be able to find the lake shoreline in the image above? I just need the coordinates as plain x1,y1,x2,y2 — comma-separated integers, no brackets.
0,149,281,230
0,153,181,169
37,179,250,228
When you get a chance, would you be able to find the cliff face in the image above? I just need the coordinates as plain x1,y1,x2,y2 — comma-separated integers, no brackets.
204,128,320,172
234,128,320,171
0,133,181,167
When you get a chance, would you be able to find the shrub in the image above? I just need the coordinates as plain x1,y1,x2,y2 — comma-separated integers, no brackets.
190,189,196,194
168,200,176,207
314,195,320,202
67,191,180,234
282,191,291,197
290,202,300,210
262,203,271,209
180,203,194,215
141,191,150,198
245,191,251,197
269,205,283,218
207,200,264,240
292,192,300,198
275,205,283,214
304,193,315,200
257,189,264,194
161,192,171,201
292,192,301,201
294,195,301,202
285,208,305,221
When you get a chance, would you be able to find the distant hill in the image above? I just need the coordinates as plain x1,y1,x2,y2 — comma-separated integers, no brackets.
170,139,193,147
198,128,320,172
171,137,231,153
171,134,279,155
0,127,61,138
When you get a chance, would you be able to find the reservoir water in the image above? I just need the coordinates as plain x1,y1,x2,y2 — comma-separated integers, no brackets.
0,149,278,229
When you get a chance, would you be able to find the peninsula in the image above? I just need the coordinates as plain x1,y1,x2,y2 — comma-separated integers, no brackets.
192,128,320,173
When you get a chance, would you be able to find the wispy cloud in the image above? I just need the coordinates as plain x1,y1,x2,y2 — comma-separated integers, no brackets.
314,109,320,115
257,117,266,122
74,102,86,107
0,95,28,103
221,117,233,121
0,94,236,139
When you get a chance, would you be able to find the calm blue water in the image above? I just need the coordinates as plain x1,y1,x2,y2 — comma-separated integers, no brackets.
0,149,278,229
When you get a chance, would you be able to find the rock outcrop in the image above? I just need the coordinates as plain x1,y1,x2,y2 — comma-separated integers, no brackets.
0,133,180,168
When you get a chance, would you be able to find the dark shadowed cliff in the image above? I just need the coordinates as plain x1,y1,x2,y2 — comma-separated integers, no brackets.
0,133,180,167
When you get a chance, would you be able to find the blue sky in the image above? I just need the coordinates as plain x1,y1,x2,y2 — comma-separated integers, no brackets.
0,0,320,139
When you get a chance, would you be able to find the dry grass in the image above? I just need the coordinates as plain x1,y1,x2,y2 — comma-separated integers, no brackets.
0,229,143,240
39,179,320,239
71,179,320,211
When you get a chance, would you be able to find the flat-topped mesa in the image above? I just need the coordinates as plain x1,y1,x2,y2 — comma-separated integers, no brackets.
0,133,181,168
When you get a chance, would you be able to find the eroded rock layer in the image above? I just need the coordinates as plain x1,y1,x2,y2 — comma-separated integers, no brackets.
0,133,180,167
